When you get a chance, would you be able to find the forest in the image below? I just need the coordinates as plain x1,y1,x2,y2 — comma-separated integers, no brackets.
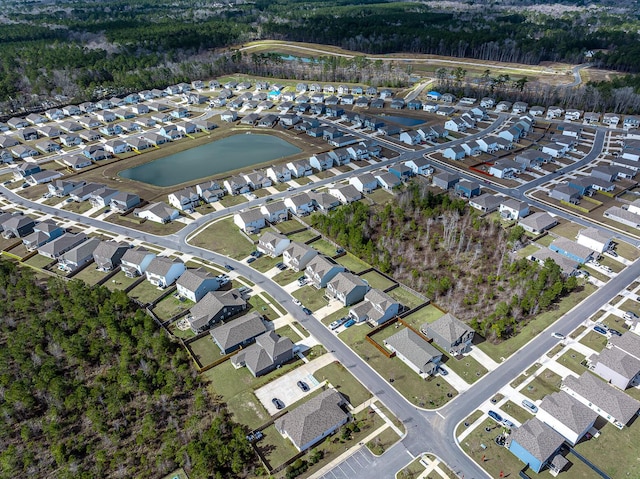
0,261,259,479
1,0,640,113
312,185,579,341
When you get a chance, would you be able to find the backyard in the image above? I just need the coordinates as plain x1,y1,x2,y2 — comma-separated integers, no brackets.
360,270,396,291
314,361,372,407
401,305,445,330
335,253,372,274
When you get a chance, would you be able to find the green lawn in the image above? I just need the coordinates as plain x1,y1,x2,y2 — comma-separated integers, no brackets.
517,243,541,259
71,265,106,286
275,324,303,343
520,369,562,401
338,324,457,408
599,255,624,273
320,307,350,326
189,335,220,366
614,239,640,261
500,400,533,425
556,349,587,375
599,313,625,331
455,410,483,438
360,270,396,290
262,293,286,315
366,188,394,205
314,361,372,407
188,217,255,260
255,424,299,472
550,220,583,240
335,253,372,274
440,353,488,384
287,229,318,244
479,284,596,361
272,268,299,286
581,265,610,283
167,322,195,340
397,457,426,479
291,286,328,311
402,305,445,330
569,325,586,339
535,235,554,247
153,294,193,320
62,200,93,214
219,194,248,208
248,294,279,321
274,220,305,234
510,363,542,389
619,298,640,317
309,238,337,256
579,330,608,353
250,254,280,273
386,287,426,310
547,344,563,358
127,280,165,305
102,270,140,291
366,427,401,456
24,254,55,270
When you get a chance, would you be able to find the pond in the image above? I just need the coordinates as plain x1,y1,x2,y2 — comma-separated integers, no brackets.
280,54,313,63
118,133,301,187
378,114,426,127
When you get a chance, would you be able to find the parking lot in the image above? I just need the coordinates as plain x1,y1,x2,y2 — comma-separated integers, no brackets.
254,354,335,414
316,447,375,479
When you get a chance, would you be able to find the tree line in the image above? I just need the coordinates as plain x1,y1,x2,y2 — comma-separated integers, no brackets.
0,260,259,478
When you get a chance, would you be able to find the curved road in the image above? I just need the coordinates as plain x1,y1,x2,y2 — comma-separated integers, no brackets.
1,113,635,478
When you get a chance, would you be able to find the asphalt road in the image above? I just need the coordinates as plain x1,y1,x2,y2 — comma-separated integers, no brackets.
1,112,637,478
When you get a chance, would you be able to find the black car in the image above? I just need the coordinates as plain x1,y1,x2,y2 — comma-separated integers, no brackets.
297,380,309,392
247,256,256,263
608,328,623,337
224,264,235,271
302,307,312,315
272,398,285,410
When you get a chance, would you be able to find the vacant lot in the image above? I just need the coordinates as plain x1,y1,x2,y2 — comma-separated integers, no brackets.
360,270,396,290
314,361,372,407
189,217,255,260
579,330,608,352
292,286,328,311
520,369,562,401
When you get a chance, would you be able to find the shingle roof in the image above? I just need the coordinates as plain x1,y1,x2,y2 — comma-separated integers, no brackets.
188,289,246,329
259,231,288,249
424,313,473,344
610,332,640,358
509,418,565,463
595,347,640,379
385,328,440,371
232,331,293,374
177,268,217,292
60,237,101,265
519,212,557,231
38,232,87,257
539,391,597,434
210,312,267,352
121,246,154,266
275,389,348,450
471,194,502,211
550,237,594,260
563,372,640,425
237,208,265,224
328,271,367,295
93,241,129,268
145,256,183,276
261,200,286,214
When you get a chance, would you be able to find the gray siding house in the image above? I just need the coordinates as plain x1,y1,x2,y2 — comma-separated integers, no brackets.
422,313,474,355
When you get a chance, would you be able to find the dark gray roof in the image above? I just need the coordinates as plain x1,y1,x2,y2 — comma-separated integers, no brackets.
121,246,155,266
539,391,597,434
595,347,640,379
563,372,640,425
275,389,348,450
188,289,246,329
210,312,267,351
610,332,640,358
385,328,440,370
38,232,87,257
519,212,557,231
92,241,129,268
232,330,294,374
60,237,101,265
424,313,473,344
509,418,565,463
261,200,287,214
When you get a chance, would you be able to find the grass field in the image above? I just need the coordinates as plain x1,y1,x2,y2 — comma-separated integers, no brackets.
189,217,255,260
402,304,445,330
387,287,426,310
71,265,106,285
153,294,192,320
335,253,371,274
102,270,140,291
189,335,220,366
219,194,248,208
440,353,488,384
360,270,396,290
291,286,328,311
500,400,533,425
127,279,165,305
275,324,302,343
24,254,55,270
366,188,394,205
255,424,299,471
248,294,279,321
272,268,299,286
274,220,305,234
455,410,483,438
309,238,337,256
615,240,640,261
520,369,562,401
250,254,280,273
579,330,608,352
619,298,640,317
510,363,542,389
517,243,540,258
314,361,372,407
550,221,583,240
287,229,318,244
556,349,587,375
479,284,596,361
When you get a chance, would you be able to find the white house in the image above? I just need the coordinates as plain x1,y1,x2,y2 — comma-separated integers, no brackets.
499,199,530,220
168,188,200,211
349,173,378,193
404,158,433,176
260,201,288,223
266,165,292,183
537,391,597,446
133,202,179,224
145,257,186,289
233,209,266,233
576,227,613,253
284,193,315,216
283,242,318,272
257,231,291,257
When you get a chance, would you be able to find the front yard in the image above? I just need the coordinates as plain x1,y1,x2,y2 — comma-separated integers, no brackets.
291,286,328,312
520,369,562,401
314,361,372,407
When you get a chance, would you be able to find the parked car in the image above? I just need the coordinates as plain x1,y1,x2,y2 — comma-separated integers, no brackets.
224,264,234,271
246,256,256,264
521,400,538,413
335,247,345,254
250,250,262,258
624,311,639,320
608,250,618,257
551,332,565,340
330,317,347,330
292,298,302,306
297,381,309,392
438,367,448,376
302,307,312,315
343,318,356,328
272,398,285,410
593,325,608,335
608,328,622,337
502,419,516,429
488,410,503,423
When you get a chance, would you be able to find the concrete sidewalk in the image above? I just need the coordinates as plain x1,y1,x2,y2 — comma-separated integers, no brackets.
468,347,500,370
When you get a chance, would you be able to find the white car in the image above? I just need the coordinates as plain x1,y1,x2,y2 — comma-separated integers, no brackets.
551,332,565,340
292,299,302,306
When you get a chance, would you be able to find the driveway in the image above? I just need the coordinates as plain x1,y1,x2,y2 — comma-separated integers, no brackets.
254,353,337,415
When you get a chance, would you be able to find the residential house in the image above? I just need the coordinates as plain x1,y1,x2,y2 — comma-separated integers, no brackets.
542,143,568,158
590,332,640,390
78,115,101,129
22,220,65,251
257,231,291,257
11,145,39,159
306,255,346,288
310,152,336,171
145,257,186,288
495,101,512,112
1,215,35,238
0,149,12,163
11,129,34,143
176,268,221,302
404,158,434,176
454,180,481,199
329,184,362,204
562,372,640,429
384,328,442,377
512,101,528,114
499,199,530,220
38,232,87,260
287,160,313,178
549,237,595,264
233,209,266,233
210,312,267,354
26,113,47,125
78,129,101,142
546,106,564,120
26,170,62,186
576,227,613,254
126,138,150,151
422,313,474,355
92,241,130,271
498,127,521,143
7,117,29,129
374,172,400,191
469,193,502,214
37,125,60,138
507,418,566,474
168,187,200,211
477,137,499,153
624,116,640,130
121,247,156,277
603,206,640,229
389,164,413,181
284,193,315,216
69,183,105,202
603,113,620,126
275,389,349,452
13,163,41,180
48,179,86,197
89,187,119,208
62,105,81,116
59,134,82,147
260,201,288,223
231,330,294,377
57,237,101,273
443,145,466,161
187,289,247,333
326,272,369,306
549,184,581,204
584,112,600,124
516,150,551,170
349,173,378,193
349,289,401,326
95,111,116,123
461,140,481,156
111,192,140,212
518,212,558,234
82,144,109,161
537,391,598,446
489,159,522,179
35,140,61,154
242,171,272,190
224,176,250,195
432,172,460,190
266,165,292,184
133,202,179,224
283,242,318,272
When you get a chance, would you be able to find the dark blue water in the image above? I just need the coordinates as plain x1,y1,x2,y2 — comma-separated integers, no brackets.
379,114,425,127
